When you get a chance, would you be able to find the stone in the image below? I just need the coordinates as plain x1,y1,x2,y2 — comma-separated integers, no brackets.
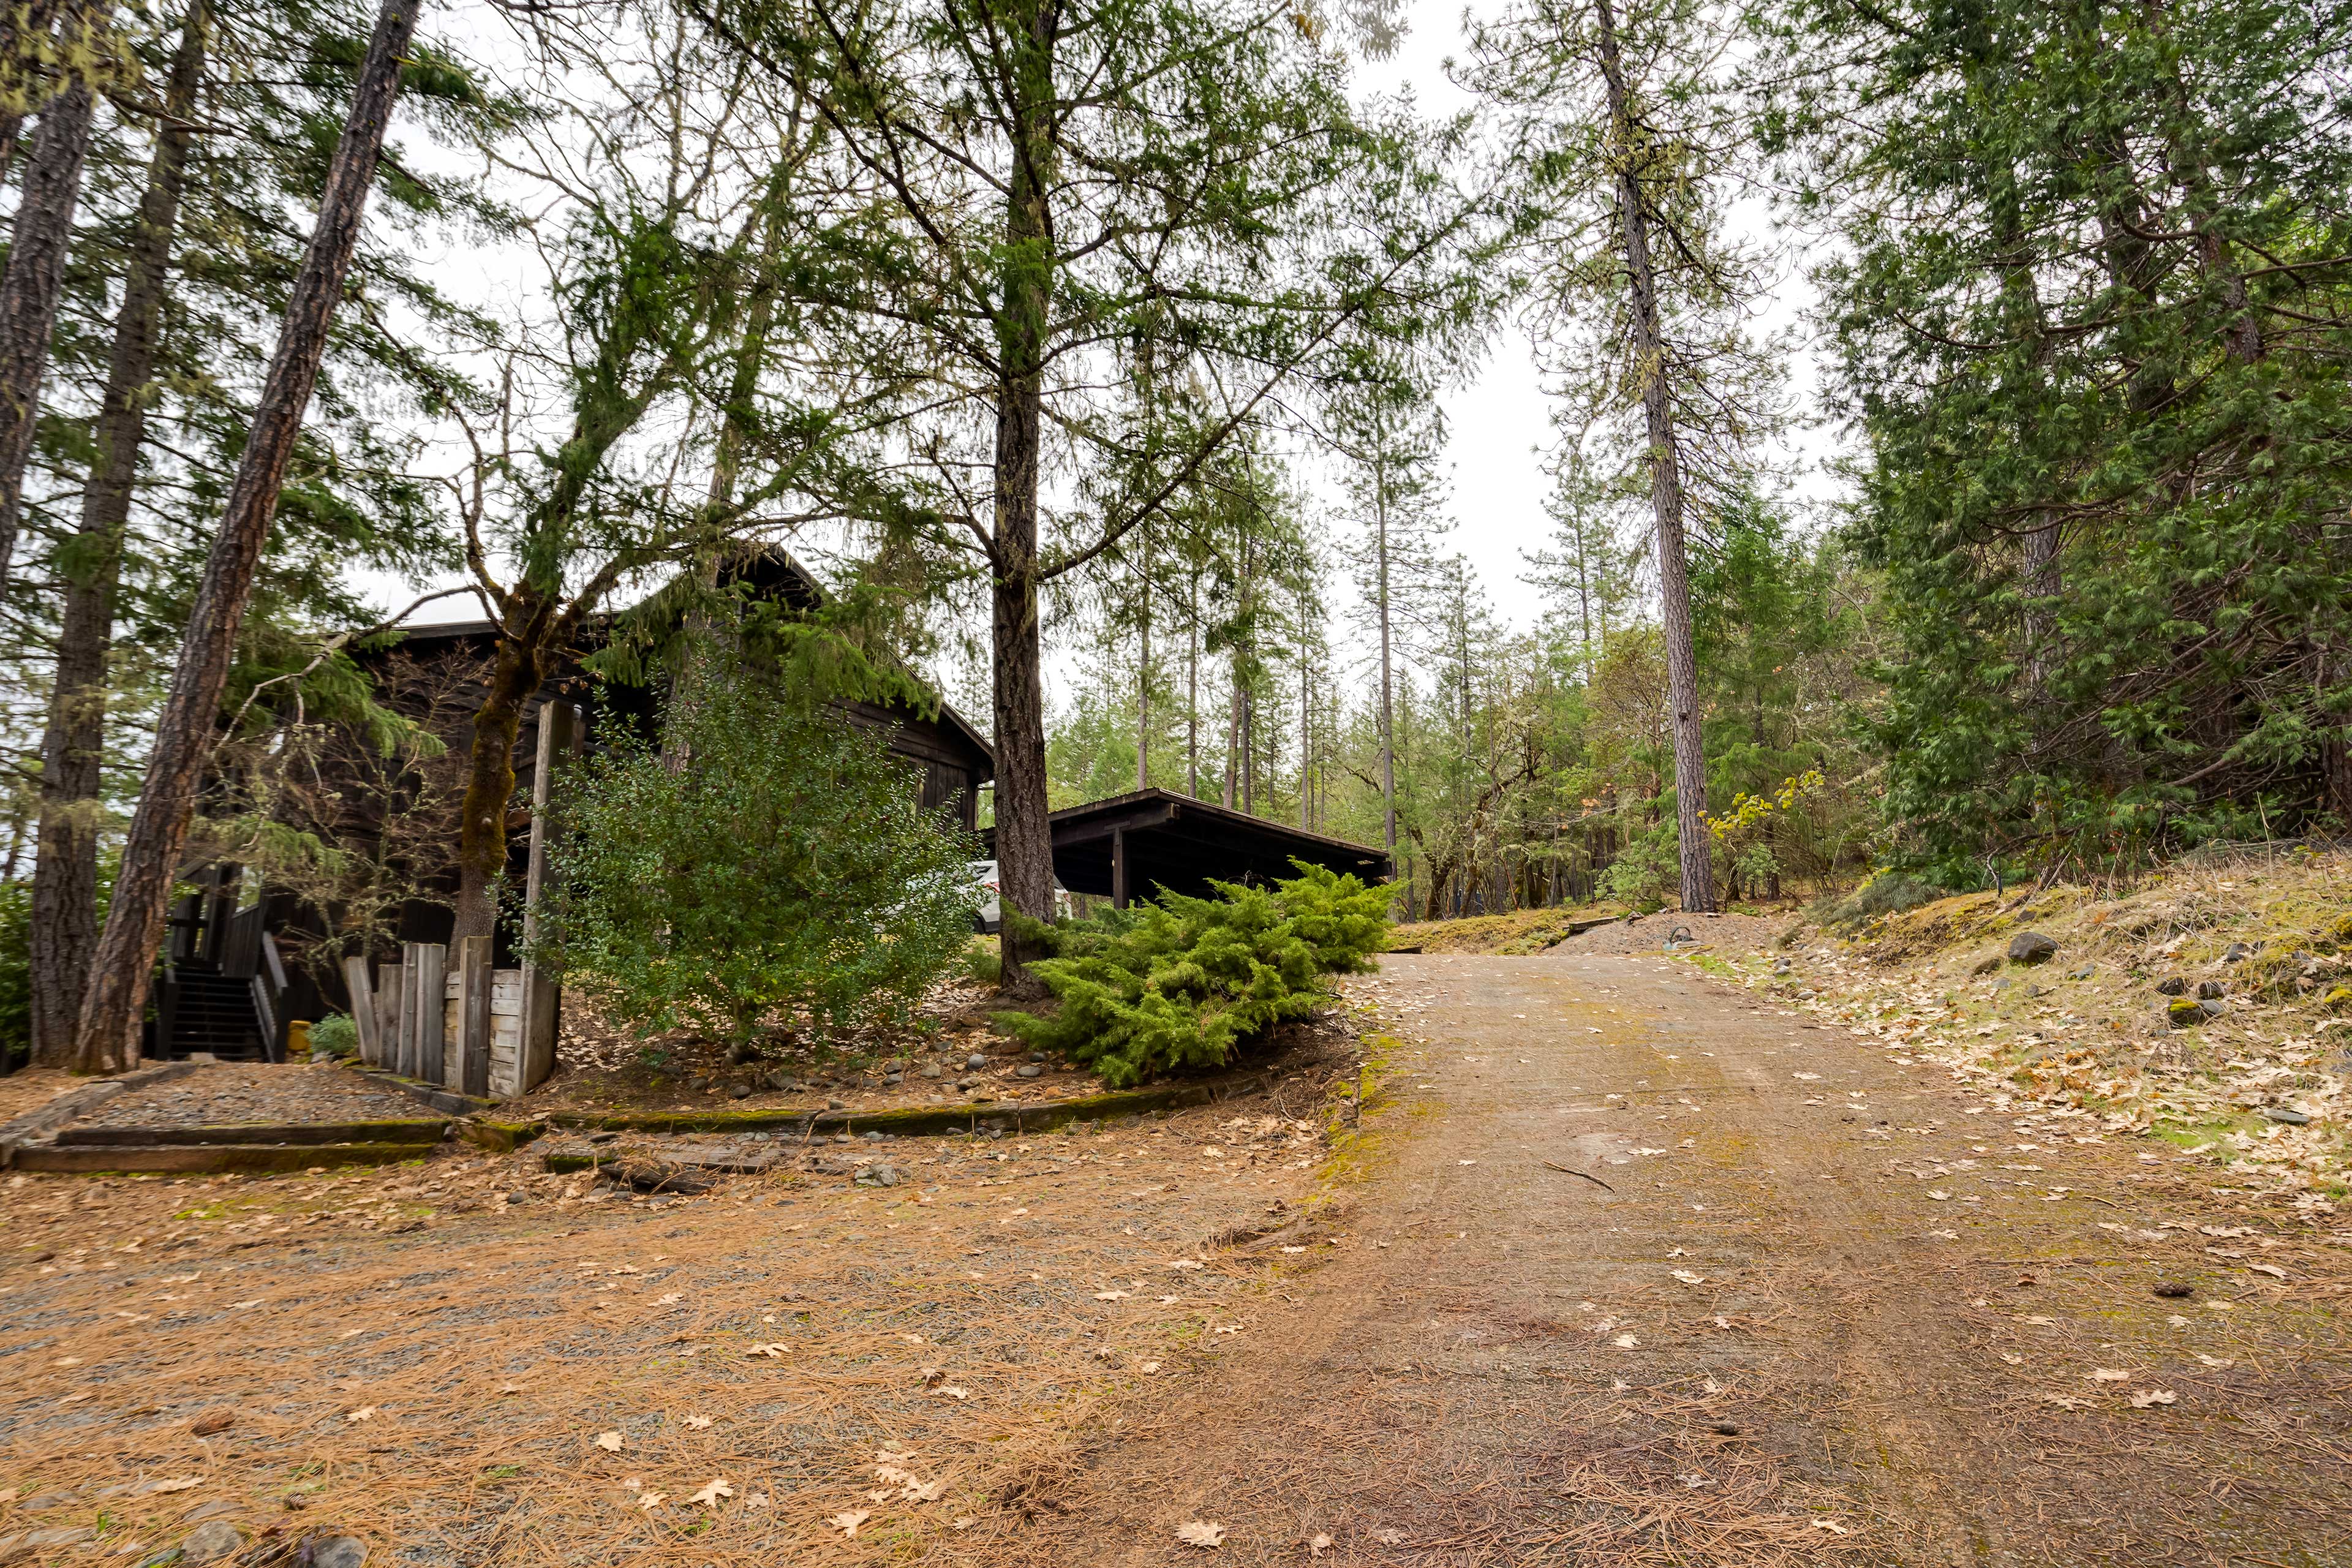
966,1054,989,1071
2223,941,2252,963
505,1190,530,1205
2260,1106,2311,1126
1027,1050,1048,1063
826,1098,846,1110
26,1527,94,1548
2166,998,2208,1029
863,1130,885,1141
2152,1281,2193,1298
2155,976,2188,996
2068,965,2094,980
183,1520,246,1562
954,1078,973,1090
763,1071,792,1091
728,1084,752,1101
306,1536,368,1568
2007,932,2059,965
2198,998,2227,1020
921,1065,943,1080
883,1074,902,1086
183,1501,239,1522
2196,979,2227,1000
1016,1064,1043,1079
869,1164,901,1186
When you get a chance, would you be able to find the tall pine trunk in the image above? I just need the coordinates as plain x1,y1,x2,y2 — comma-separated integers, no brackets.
73,0,421,1073
987,13,1058,983
0,0,97,593
0,0,63,187
1375,453,1398,857
1594,0,1714,914
28,0,207,1066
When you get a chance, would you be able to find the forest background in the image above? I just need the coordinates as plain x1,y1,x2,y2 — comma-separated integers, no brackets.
0,0,2345,1060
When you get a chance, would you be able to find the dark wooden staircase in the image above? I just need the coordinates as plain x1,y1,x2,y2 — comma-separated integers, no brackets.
148,865,288,1063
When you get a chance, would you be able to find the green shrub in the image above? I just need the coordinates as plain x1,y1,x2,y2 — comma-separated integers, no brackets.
533,668,980,1046
1812,871,1949,932
995,862,1392,1087
1597,830,1678,913
309,1013,359,1058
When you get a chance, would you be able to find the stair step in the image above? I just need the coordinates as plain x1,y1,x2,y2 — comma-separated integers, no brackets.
12,1140,440,1174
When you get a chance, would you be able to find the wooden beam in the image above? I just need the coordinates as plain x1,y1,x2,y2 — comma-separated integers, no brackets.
342,954,378,1063
454,935,492,1098
517,699,578,1098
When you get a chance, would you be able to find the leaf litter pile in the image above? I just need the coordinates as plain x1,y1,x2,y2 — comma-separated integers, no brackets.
0,1059,1352,1564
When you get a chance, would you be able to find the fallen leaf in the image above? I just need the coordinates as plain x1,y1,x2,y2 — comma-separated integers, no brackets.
687,1477,733,1506
657,1292,683,1305
1670,1269,1705,1285
1372,1528,1405,1544
345,1406,377,1423
933,1385,970,1400
2247,1263,2288,1280
594,1431,624,1452
189,1412,234,1436
685,1415,712,1429
1177,1519,1226,1548
831,1509,872,1538
745,1492,770,1509
1093,1290,1131,1301
747,1343,788,1359
2087,1368,2131,1382
903,1478,946,1503
2128,1389,2176,1408
636,1492,666,1511
876,1464,916,1486
151,1478,202,1493
1811,1518,1851,1535
1140,1361,1162,1374
1611,1333,1638,1348
1310,1533,1334,1557
2040,1393,2092,1409
1167,1259,1203,1271
230,1298,263,1310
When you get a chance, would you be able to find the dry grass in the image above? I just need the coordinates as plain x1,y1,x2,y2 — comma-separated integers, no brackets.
0,1029,1364,1564
1390,905,1630,956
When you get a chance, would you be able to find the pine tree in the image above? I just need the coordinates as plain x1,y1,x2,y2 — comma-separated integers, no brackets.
1467,0,1787,912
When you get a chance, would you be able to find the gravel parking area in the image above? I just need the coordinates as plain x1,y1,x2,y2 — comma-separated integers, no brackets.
72,1063,429,1130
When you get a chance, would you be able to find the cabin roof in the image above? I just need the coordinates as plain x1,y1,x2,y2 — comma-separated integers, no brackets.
377,546,993,774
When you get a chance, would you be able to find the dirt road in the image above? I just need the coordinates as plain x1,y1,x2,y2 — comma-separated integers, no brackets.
1002,952,2352,1567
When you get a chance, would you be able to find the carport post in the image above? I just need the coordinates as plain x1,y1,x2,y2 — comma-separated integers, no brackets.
1112,826,1128,910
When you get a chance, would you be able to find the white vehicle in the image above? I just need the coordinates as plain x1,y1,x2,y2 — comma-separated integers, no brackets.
967,859,1073,932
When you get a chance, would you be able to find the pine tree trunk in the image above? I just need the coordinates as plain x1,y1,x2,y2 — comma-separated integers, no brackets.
72,0,421,1074
1134,522,1150,791
0,0,62,187
450,593,556,943
0,0,96,592
989,21,1058,986
26,1,207,1067
1376,462,1398,856
1594,0,1714,914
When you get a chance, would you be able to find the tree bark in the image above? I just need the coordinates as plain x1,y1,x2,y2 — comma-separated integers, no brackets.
1594,0,1714,914
450,589,558,942
73,0,421,1074
988,1,1060,986
0,0,97,594
1375,450,1398,856
0,0,64,188
27,0,208,1066
1134,520,1150,791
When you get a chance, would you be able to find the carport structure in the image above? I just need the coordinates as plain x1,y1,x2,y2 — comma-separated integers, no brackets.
985,787,1392,908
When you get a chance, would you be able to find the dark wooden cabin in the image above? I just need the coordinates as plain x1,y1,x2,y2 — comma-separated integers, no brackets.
162,547,992,1060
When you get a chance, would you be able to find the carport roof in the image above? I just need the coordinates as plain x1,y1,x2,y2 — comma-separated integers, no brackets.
982,787,1392,905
